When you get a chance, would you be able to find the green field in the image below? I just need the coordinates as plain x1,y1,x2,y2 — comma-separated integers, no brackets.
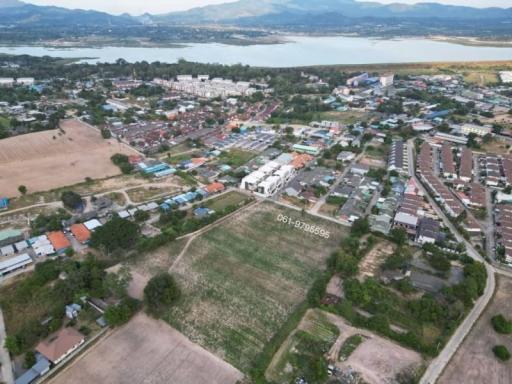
266,309,340,383
218,149,256,168
164,202,348,372
203,191,249,212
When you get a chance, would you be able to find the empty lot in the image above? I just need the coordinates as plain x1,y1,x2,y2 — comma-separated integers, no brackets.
439,275,512,384
0,119,137,197
163,202,348,373
47,313,243,384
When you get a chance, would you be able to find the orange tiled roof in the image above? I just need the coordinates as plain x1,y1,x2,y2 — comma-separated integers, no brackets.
47,231,71,251
70,224,91,244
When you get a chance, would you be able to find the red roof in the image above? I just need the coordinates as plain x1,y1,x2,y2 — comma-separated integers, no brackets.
205,182,225,194
70,224,91,244
47,231,71,251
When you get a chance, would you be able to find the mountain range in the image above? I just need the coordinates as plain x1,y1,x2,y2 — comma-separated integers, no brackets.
0,0,511,32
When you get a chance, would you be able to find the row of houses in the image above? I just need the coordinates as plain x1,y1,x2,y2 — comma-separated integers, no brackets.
417,142,482,234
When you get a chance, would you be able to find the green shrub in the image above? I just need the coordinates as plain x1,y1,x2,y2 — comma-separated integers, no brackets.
491,314,512,334
493,345,511,361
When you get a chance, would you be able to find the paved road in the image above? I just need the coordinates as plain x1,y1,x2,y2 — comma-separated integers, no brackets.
310,152,365,214
406,140,496,384
0,307,14,384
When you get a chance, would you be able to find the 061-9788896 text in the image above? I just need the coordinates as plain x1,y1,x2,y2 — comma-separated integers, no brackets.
276,213,330,239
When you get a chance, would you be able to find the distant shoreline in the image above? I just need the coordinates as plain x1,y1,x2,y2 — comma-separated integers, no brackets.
0,33,510,49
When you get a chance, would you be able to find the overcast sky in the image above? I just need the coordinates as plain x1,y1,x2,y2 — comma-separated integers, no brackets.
25,0,512,15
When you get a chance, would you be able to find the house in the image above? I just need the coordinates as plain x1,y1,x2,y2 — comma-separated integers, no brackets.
65,303,82,319
0,254,33,278
350,164,370,176
70,224,91,245
0,197,8,210
14,354,50,384
205,182,225,194
194,207,215,218
47,231,71,254
35,328,85,365
0,228,24,247
337,151,356,162
393,212,419,235
416,217,440,245
83,219,102,231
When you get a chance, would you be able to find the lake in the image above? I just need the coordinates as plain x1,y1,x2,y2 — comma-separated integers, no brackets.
1,35,512,67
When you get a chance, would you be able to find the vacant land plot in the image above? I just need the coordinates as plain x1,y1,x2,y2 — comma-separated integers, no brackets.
268,309,423,384
326,311,423,384
126,185,181,203
439,275,512,384
0,119,138,197
164,202,347,372
47,313,243,384
204,191,250,212
358,240,395,280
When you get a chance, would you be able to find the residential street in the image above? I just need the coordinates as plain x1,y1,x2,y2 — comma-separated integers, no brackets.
406,140,496,384
310,150,365,214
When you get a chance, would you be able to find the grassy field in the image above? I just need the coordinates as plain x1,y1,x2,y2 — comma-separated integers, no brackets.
218,149,256,168
203,191,249,212
319,111,378,125
163,202,348,373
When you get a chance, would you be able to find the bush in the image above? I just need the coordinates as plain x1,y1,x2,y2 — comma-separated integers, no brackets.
61,190,83,210
134,210,150,222
491,314,512,334
493,345,511,361
144,273,181,317
104,297,140,327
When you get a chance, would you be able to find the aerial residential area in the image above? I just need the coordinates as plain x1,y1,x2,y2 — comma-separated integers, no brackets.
0,1,512,384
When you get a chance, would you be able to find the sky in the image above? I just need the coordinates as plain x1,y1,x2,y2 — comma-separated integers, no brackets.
24,0,512,15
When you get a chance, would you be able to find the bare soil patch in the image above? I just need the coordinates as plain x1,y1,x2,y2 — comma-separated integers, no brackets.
324,311,423,384
47,313,243,384
0,119,138,197
358,240,395,280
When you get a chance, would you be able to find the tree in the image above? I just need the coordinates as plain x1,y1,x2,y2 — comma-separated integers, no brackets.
493,345,511,361
24,351,36,368
351,217,369,237
144,273,181,317
134,210,150,222
4,335,22,356
61,191,83,210
334,253,359,277
390,228,408,246
104,297,140,326
104,266,132,298
90,216,140,252
491,314,512,334
18,185,27,195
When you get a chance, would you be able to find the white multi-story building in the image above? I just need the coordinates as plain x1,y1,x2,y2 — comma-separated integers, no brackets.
379,74,394,87
460,123,492,137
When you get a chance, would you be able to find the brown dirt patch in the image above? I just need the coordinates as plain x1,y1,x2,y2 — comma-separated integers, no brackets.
358,241,395,280
0,119,138,197
47,313,243,384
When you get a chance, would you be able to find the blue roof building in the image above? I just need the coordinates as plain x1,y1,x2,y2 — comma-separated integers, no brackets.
0,197,8,209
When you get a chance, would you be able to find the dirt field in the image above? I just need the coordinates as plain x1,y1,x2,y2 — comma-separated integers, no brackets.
358,240,395,280
267,309,423,384
47,313,243,384
162,202,348,373
439,275,512,384
0,119,138,197
325,311,423,384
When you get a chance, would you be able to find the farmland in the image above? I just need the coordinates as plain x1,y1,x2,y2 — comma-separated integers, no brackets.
0,119,137,197
47,313,243,384
161,202,348,373
439,276,512,384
